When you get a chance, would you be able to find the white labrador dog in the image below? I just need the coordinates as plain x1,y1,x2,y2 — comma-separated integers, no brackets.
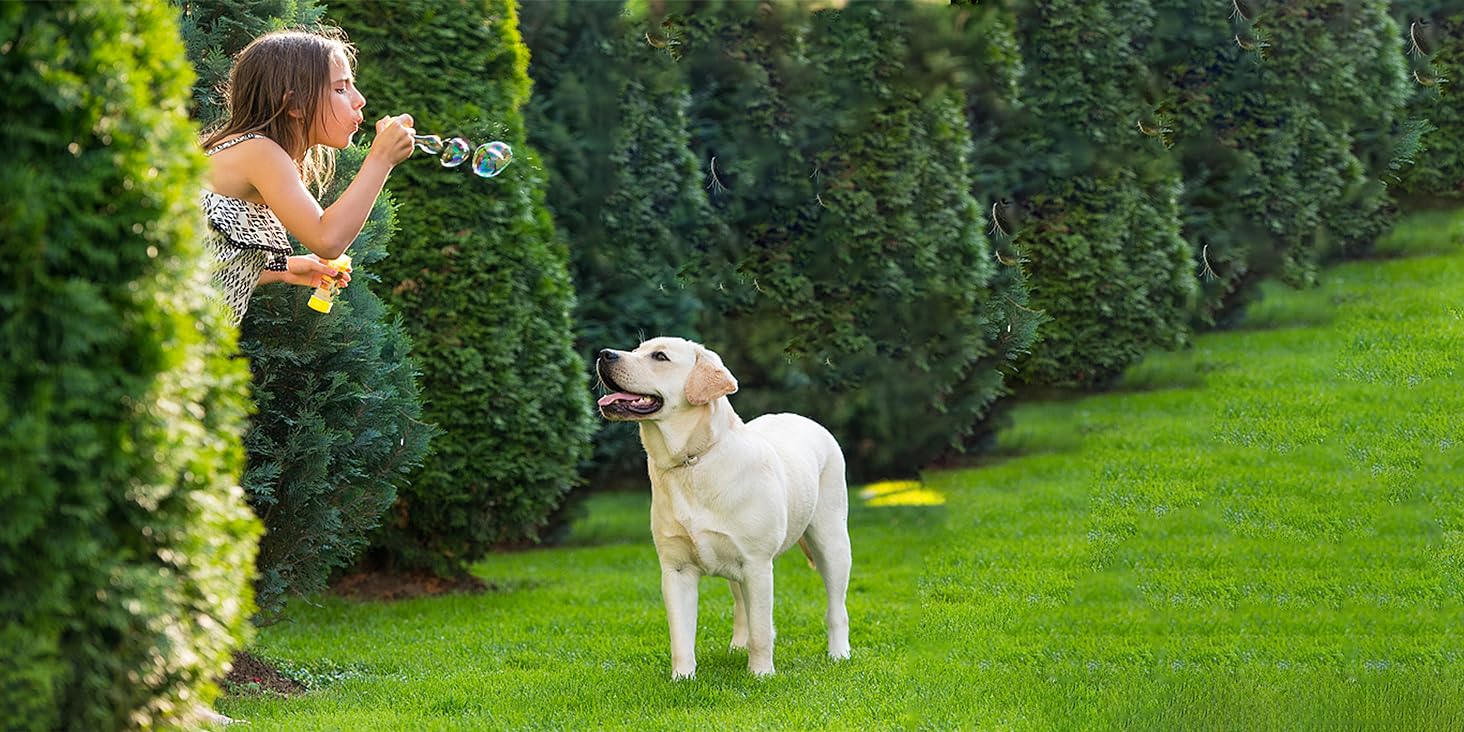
596,337,852,679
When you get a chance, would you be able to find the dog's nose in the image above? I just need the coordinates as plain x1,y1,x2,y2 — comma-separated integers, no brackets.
598,349,619,363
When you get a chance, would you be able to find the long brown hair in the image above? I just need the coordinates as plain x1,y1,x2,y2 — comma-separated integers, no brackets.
201,29,357,193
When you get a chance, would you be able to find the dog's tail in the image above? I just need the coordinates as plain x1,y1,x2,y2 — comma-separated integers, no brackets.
797,538,816,569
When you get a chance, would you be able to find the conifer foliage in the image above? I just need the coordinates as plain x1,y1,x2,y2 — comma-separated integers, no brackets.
331,0,595,571
1145,0,1271,324
1147,0,1412,323
1002,0,1195,387
648,0,1036,478
235,148,434,617
1,1,257,727
521,1,709,485
1394,1,1464,199
1253,0,1411,263
178,0,434,617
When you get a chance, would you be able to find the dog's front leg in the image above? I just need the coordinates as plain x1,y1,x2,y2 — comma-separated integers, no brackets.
743,562,776,676
662,566,701,679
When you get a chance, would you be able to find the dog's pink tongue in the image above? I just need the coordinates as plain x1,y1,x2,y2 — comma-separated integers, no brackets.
597,392,639,407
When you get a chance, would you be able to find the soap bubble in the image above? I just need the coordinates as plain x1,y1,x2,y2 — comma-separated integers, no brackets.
439,137,472,167
407,133,513,180
472,142,513,178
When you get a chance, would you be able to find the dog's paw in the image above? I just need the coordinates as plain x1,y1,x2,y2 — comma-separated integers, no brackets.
749,661,775,677
729,638,748,653
828,645,851,661
671,667,696,681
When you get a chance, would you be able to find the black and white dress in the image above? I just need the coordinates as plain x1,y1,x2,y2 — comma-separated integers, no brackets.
201,133,292,326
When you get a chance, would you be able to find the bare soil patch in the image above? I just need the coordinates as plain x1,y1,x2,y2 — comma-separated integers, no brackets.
329,569,492,601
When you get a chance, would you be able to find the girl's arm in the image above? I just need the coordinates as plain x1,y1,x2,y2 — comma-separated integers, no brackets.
247,115,417,260
259,255,352,288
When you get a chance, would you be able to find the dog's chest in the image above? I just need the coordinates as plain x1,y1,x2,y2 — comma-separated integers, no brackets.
652,474,748,579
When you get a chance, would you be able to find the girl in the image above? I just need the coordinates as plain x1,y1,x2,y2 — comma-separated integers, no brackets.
200,29,416,324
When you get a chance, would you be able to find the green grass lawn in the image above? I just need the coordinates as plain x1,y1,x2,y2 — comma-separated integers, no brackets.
220,211,1464,730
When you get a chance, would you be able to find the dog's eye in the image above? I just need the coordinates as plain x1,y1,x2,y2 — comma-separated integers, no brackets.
651,351,670,362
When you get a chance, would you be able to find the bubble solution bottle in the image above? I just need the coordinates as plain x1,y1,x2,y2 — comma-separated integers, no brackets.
307,254,352,314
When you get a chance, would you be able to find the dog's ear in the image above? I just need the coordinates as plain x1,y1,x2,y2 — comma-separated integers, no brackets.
684,348,738,405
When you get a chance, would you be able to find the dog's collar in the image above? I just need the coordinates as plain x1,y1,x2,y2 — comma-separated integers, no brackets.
653,444,710,472
656,451,700,471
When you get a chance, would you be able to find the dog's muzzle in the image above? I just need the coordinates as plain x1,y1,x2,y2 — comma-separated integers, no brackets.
596,350,663,419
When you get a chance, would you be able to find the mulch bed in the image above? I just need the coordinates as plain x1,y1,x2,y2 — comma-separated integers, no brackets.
223,651,305,696
328,568,493,602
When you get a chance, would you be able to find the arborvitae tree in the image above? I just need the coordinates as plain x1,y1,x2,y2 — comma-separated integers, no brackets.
178,0,434,618
800,1,1039,475
1003,0,1195,386
1,1,257,728
1157,1,1402,295
656,0,1036,478
945,0,1047,449
331,0,595,572
665,0,822,325
1394,2,1464,201
1144,0,1410,325
1268,0,1412,260
522,0,708,487
235,148,434,617
1145,0,1271,325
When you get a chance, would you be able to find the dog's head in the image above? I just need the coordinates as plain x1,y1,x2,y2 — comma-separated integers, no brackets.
595,337,738,421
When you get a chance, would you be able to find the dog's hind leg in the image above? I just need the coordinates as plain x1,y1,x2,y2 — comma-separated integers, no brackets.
728,580,749,651
801,463,852,660
801,525,851,660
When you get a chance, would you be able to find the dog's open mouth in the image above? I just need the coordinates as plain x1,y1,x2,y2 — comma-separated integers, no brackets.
596,366,663,419
597,391,663,418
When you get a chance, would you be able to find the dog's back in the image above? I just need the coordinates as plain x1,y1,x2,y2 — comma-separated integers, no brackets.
745,412,847,536
746,412,842,471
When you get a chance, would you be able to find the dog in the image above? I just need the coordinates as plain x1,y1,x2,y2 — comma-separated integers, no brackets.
596,337,852,679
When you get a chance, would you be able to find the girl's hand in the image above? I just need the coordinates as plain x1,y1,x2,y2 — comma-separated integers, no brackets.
370,113,416,167
281,254,352,289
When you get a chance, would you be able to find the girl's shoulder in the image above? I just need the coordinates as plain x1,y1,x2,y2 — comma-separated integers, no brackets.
205,132,282,157
203,132,298,204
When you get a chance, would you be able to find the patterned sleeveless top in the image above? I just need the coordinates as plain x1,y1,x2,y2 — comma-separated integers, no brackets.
200,133,292,325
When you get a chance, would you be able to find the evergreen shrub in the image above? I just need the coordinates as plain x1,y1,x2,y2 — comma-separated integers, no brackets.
179,0,434,618
1147,0,1272,325
236,147,435,617
522,1,708,487
1298,0,1412,259
1394,3,1464,201
1149,0,1408,322
664,1,1036,478
0,1,258,728
331,0,595,571
1004,0,1195,386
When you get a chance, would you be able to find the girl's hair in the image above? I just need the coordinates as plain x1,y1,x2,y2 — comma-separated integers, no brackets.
201,29,357,194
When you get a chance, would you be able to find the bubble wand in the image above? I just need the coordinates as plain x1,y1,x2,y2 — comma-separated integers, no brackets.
411,134,513,178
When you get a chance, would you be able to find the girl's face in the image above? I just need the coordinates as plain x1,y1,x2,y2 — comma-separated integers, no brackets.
309,50,366,150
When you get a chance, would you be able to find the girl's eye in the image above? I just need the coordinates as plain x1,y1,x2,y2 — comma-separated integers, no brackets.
652,352,670,362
